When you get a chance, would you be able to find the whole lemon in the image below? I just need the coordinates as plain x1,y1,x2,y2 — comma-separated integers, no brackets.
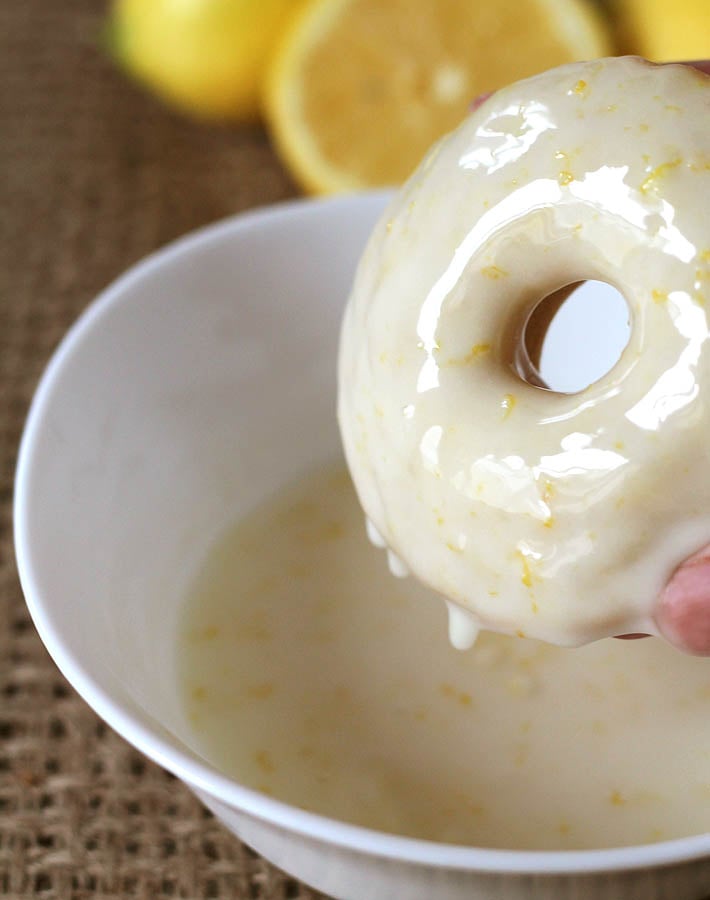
618,0,709,60
110,0,298,121
264,0,611,194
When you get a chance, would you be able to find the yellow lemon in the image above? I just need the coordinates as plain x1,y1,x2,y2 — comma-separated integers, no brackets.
110,0,299,121
618,0,709,61
264,0,612,194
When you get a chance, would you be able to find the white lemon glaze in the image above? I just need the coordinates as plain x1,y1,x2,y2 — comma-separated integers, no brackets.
338,57,710,647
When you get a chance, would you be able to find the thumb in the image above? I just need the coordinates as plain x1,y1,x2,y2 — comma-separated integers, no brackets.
656,548,710,655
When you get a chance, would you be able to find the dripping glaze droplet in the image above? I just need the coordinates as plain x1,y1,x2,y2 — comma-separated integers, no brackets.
387,549,410,578
366,517,388,548
446,601,480,650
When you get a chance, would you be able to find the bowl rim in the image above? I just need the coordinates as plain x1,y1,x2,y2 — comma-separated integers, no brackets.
14,193,710,876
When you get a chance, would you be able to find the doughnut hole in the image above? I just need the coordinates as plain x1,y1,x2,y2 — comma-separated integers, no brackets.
516,281,631,394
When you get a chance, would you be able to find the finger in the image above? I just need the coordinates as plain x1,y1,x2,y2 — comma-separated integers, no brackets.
656,548,710,655
674,59,710,76
469,91,492,113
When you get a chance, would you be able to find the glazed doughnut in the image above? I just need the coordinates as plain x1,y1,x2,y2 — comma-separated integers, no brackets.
338,56,710,648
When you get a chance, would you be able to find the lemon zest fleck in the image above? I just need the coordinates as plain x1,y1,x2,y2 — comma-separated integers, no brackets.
255,750,276,774
501,394,516,419
481,265,508,279
640,157,682,195
444,342,491,367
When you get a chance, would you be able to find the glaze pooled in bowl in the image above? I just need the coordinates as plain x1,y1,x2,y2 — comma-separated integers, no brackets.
179,464,710,850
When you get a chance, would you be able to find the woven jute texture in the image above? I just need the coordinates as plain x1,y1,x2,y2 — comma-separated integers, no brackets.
0,2,328,897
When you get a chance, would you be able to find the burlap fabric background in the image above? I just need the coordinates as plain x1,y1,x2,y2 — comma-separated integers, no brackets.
0,2,328,897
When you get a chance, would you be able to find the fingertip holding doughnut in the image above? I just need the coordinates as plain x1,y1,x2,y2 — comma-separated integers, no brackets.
468,91,492,113
656,551,710,656
339,56,710,651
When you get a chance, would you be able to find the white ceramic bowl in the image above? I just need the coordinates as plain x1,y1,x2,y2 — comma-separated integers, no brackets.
14,194,710,900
